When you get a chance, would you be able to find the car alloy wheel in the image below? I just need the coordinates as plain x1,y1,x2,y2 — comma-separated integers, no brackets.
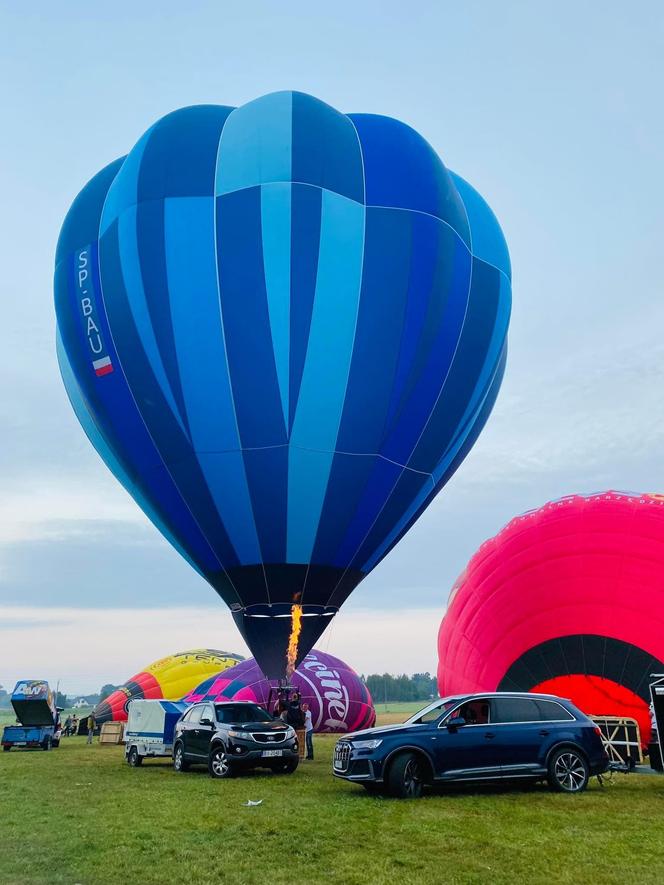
174,745,184,772
209,748,233,779
403,757,423,798
387,751,425,799
550,750,588,793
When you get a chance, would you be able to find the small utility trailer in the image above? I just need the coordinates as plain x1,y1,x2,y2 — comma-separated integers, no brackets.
2,680,61,752
124,699,188,766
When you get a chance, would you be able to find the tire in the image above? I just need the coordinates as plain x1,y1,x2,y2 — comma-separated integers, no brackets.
208,746,234,779
386,752,426,799
52,739,60,748
42,737,52,751
173,742,189,773
127,747,143,767
547,747,589,793
2,746,10,752
270,757,299,775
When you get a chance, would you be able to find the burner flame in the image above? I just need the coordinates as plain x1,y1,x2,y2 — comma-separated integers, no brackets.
286,604,303,678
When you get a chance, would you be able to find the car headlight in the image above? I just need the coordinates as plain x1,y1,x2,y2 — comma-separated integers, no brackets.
351,739,382,750
227,730,248,739
285,726,295,737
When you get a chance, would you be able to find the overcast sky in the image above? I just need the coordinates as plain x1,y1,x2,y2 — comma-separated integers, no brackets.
1,2,663,693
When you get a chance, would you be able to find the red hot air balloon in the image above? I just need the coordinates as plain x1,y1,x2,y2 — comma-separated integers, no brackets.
437,492,664,746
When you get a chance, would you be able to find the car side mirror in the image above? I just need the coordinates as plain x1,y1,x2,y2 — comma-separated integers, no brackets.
446,716,466,731
200,718,213,727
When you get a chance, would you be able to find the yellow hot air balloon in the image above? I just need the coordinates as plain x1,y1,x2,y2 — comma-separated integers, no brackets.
94,649,244,723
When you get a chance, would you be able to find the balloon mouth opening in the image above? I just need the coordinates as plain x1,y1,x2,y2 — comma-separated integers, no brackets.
231,604,339,681
231,603,337,619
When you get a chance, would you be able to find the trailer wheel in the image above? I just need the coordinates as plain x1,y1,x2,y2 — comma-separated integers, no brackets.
127,746,143,767
2,746,10,752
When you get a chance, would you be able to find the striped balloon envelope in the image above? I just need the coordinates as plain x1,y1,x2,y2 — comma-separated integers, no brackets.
93,649,243,724
438,492,664,746
55,91,511,678
183,649,375,734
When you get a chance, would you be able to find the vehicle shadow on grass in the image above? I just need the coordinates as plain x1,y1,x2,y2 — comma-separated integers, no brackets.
135,761,295,781
345,779,562,802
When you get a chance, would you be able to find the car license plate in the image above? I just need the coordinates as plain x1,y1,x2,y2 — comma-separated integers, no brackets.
261,749,283,758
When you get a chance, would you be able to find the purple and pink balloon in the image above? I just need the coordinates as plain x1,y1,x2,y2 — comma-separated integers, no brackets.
184,649,375,734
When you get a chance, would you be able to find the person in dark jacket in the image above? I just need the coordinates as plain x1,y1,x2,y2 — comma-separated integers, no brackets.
286,692,305,758
286,691,304,728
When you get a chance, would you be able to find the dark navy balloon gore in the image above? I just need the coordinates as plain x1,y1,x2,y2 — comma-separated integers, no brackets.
54,92,511,678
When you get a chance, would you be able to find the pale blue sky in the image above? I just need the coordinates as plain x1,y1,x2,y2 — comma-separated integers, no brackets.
1,2,663,689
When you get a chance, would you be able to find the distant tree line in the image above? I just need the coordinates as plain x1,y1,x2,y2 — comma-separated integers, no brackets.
54,684,121,708
363,672,438,703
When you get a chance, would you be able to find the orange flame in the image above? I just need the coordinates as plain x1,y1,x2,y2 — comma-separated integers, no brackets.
286,604,303,678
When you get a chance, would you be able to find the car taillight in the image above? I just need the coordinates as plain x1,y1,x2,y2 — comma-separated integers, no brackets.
593,726,602,737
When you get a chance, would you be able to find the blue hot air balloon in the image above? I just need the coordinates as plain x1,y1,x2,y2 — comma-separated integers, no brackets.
54,92,511,678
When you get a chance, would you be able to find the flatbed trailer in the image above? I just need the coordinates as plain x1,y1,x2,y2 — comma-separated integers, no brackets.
2,724,57,751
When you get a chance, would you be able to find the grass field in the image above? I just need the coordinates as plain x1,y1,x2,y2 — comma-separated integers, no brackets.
2,712,664,885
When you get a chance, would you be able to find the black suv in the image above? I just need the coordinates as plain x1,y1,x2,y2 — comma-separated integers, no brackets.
333,692,609,798
173,701,299,778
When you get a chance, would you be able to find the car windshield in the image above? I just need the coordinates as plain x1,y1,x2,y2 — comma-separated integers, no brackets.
215,703,273,724
405,697,461,725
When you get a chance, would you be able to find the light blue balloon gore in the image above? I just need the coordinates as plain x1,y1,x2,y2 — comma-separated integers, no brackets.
54,92,511,679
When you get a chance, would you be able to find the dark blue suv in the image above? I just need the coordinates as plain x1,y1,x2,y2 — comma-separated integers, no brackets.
333,692,609,798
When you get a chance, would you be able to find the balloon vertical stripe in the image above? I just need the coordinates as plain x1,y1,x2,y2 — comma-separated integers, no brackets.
260,183,292,428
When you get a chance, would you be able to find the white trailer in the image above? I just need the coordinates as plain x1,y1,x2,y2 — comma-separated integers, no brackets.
124,699,188,766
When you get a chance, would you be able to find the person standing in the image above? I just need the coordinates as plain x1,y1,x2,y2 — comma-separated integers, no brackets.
64,715,72,737
86,713,95,745
287,691,306,759
302,702,314,760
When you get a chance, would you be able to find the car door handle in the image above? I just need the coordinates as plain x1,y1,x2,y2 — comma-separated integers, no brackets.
539,729,550,736
484,732,495,740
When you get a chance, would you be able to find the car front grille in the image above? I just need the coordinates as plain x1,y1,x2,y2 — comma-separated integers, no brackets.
334,742,351,772
252,731,287,743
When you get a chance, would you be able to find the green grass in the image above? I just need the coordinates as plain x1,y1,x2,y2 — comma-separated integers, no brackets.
374,701,430,725
1,732,664,885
